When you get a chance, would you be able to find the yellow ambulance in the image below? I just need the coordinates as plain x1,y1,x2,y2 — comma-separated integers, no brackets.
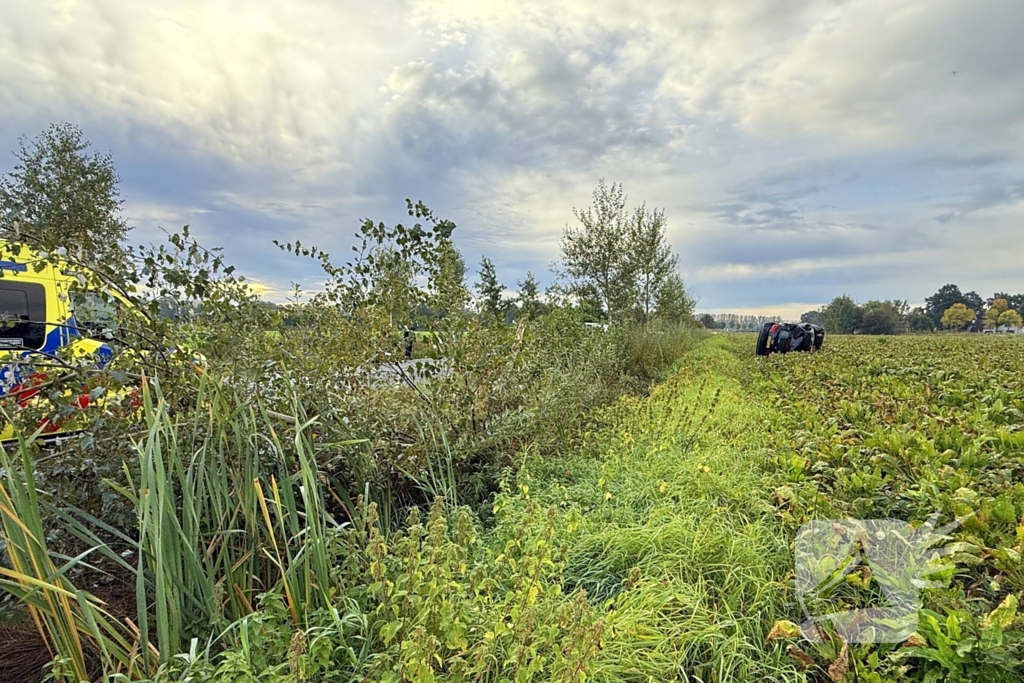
0,242,137,440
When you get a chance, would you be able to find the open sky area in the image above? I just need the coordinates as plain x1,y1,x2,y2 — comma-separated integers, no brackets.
2,0,1022,317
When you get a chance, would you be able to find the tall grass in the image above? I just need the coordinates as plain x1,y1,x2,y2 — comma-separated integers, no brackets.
0,372,345,680
0,320,709,680
0,433,139,680
506,337,803,681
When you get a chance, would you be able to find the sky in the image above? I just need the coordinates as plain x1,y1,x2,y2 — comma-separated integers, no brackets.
1,0,1022,319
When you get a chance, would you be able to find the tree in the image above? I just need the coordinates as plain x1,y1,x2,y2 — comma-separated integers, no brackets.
559,180,633,321
941,303,975,329
984,298,1010,329
823,295,862,334
369,247,416,327
429,238,469,316
475,256,505,319
0,123,129,268
963,291,984,318
998,309,1023,329
626,204,677,325
907,308,936,332
698,313,718,329
516,271,543,318
801,309,825,326
925,285,965,326
859,300,902,335
654,271,695,325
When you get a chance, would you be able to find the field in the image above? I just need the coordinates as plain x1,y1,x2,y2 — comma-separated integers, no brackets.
491,333,1024,682
3,332,1024,682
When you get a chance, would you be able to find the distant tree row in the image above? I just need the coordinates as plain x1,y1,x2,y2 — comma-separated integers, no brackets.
697,313,779,332
798,286,1024,335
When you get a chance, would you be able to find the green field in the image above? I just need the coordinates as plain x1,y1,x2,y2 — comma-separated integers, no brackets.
4,333,1024,682
476,333,1024,682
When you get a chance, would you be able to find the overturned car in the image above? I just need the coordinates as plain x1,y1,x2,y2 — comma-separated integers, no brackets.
756,321,825,356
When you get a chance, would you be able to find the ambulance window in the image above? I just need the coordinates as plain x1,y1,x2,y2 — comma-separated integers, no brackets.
70,288,121,341
0,281,47,350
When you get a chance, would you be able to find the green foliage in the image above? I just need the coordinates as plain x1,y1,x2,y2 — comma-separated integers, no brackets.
999,309,1023,329
0,178,706,681
926,285,985,328
559,180,633,320
559,180,692,324
823,294,863,334
762,334,1024,680
515,271,544,319
0,123,129,267
698,312,718,329
653,271,695,325
475,256,506,320
800,309,825,327
941,302,975,329
859,300,904,335
625,203,677,324
985,298,1011,328
907,308,936,332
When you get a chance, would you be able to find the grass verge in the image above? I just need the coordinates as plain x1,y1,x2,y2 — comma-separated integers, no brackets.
497,334,803,682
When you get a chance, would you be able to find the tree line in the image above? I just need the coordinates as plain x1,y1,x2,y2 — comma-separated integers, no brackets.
697,313,781,332
0,125,697,333
799,288,1024,335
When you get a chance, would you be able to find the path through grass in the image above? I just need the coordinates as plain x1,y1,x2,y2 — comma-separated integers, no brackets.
500,334,803,681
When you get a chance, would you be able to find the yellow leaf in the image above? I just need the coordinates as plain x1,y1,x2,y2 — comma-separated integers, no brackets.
903,633,927,648
766,620,802,642
983,593,1018,630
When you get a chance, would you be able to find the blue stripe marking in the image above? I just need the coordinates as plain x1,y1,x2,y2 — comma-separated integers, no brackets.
0,319,113,397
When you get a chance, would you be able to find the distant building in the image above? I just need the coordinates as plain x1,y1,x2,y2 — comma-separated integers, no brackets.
961,317,985,333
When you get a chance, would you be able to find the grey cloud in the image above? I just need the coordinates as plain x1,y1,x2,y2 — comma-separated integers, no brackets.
3,0,1024,309
933,181,1024,222
382,33,675,170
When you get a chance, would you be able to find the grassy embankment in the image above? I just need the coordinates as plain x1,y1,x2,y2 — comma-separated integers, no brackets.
499,333,801,681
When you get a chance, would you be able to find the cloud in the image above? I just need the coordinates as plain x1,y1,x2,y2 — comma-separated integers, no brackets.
1,0,1023,311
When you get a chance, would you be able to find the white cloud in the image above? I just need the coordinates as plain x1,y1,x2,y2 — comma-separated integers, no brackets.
1,0,421,171
2,0,1022,309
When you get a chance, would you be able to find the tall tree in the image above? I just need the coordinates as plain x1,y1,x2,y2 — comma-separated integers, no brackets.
941,303,975,329
800,309,826,326
559,180,633,321
995,311,1019,329
907,307,936,332
0,123,129,268
429,238,469,316
962,291,985,319
654,271,695,325
823,295,862,334
859,300,902,335
924,284,965,326
984,298,1010,329
369,247,416,327
627,204,677,324
998,309,1023,329
516,271,542,318
475,256,505,319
